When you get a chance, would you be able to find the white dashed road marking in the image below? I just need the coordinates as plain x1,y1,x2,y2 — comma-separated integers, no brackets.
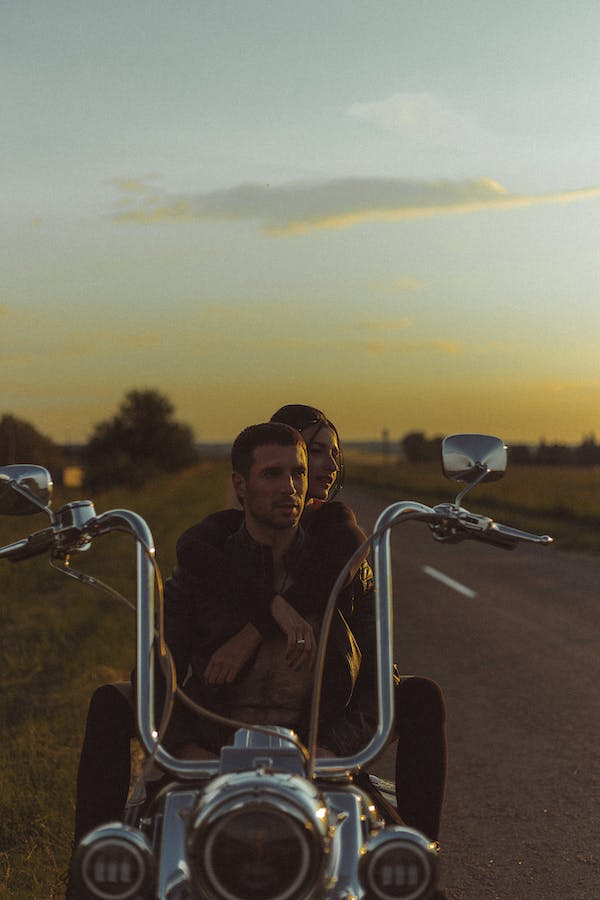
422,565,477,599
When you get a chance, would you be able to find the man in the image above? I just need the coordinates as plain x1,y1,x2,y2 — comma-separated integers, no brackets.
161,421,373,759
71,421,372,853
69,421,449,900
171,411,446,841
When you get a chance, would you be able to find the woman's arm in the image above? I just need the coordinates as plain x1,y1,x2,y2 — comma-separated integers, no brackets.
285,501,370,614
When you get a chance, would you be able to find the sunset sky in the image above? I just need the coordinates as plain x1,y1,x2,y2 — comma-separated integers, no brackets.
3,1,600,446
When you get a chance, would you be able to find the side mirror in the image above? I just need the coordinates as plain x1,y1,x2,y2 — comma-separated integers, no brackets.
0,465,53,515
442,434,507,485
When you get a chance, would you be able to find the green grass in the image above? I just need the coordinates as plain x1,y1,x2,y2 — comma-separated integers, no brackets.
0,460,230,899
346,457,600,552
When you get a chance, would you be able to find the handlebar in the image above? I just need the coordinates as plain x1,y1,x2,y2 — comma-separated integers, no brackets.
0,528,55,561
429,502,553,549
0,479,554,781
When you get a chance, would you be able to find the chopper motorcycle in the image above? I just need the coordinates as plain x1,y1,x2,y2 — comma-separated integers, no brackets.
0,434,552,900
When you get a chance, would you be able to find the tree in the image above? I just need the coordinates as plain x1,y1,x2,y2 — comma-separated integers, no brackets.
575,434,600,467
82,389,199,491
0,414,63,473
401,431,443,463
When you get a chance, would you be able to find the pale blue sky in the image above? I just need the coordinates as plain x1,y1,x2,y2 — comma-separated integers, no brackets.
3,1,600,443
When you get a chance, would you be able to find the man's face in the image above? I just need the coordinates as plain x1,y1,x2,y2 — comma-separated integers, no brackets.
234,442,308,533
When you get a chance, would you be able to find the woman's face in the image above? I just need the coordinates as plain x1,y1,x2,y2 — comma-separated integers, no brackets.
301,423,340,500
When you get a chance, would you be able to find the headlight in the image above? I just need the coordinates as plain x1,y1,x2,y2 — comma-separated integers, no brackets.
187,772,329,900
359,827,438,900
73,823,155,899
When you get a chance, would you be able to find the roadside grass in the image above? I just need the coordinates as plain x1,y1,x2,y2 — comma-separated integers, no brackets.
346,456,600,552
0,460,230,900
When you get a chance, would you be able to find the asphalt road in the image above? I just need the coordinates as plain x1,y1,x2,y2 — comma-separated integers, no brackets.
344,486,599,900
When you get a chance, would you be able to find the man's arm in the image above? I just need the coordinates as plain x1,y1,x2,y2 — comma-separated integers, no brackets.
202,622,262,684
163,561,246,680
174,513,318,675
176,509,243,576
177,513,281,641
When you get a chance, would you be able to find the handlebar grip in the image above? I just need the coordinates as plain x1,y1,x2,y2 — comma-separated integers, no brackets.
0,528,55,561
479,525,520,550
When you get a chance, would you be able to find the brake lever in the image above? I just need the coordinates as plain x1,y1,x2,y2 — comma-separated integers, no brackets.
429,504,553,549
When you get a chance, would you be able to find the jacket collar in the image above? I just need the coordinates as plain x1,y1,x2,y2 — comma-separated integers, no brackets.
226,521,306,568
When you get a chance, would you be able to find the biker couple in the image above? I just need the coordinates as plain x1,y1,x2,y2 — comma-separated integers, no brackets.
73,404,447,848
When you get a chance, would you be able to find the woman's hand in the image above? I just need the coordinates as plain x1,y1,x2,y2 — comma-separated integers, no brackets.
271,594,316,670
203,623,261,684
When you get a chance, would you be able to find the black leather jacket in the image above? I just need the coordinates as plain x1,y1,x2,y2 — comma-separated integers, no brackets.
164,507,378,754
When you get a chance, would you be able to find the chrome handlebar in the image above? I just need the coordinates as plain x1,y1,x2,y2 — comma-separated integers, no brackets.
0,486,553,780
429,502,553,548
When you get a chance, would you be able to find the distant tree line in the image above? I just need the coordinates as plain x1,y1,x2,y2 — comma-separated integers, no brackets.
3,403,600,494
0,414,64,473
1,389,199,491
401,431,600,467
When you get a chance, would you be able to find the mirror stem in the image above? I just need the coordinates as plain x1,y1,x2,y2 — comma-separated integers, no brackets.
454,464,490,507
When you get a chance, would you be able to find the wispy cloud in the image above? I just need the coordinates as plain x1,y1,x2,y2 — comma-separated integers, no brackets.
63,330,162,354
113,175,161,194
346,92,488,148
360,319,413,331
114,176,600,236
361,338,462,355
391,277,424,292
0,330,163,367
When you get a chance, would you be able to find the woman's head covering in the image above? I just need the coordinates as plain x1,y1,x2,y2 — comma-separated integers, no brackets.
270,404,344,499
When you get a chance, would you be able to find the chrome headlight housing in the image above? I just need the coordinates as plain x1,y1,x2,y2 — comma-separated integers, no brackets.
359,827,439,900
73,823,155,899
187,771,330,900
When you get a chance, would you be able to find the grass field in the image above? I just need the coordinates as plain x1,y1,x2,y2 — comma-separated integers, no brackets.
1,453,596,898
0,460,230,899
345,453,600,553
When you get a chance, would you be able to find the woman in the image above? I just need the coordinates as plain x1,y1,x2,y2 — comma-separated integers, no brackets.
176,404,366,677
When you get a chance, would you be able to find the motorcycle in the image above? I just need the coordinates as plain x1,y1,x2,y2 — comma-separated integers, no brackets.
0,434,553,900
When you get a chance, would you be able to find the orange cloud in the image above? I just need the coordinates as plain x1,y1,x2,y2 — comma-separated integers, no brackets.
113,175,600,235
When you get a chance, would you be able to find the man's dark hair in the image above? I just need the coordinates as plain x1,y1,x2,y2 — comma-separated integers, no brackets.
231,422,306,478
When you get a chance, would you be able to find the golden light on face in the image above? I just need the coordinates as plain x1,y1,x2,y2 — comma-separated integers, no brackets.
301,424,340,501
233,443,308,537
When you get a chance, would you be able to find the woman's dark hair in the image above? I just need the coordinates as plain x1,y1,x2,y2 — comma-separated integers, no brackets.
269,404,344,499
231,422,306,478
